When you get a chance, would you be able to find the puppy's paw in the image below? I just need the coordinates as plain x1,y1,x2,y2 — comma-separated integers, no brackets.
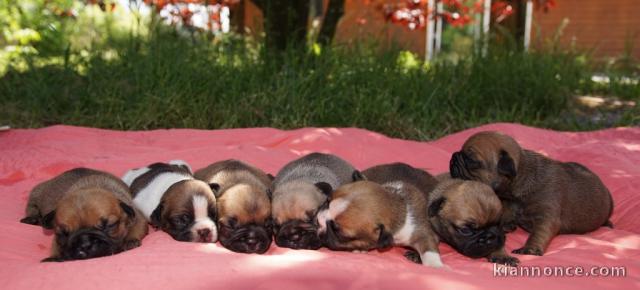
501,222,517,233
123,239,141,250
20,216,40,225
488,255,520,267
512,246,543,256
41,256,63,263
403,250,422,264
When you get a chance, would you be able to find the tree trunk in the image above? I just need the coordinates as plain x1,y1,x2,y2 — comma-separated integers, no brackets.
253,0,310,54
317,0,345,46
231,0,246,34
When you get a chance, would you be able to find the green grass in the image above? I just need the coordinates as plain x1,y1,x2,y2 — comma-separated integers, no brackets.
1,26,638,140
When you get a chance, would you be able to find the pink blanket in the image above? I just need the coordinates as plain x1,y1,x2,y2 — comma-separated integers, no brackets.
0,123,638,289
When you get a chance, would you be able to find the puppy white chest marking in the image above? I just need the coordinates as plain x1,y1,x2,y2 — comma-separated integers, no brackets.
122,167,151,186
317,198,350,233
191,195,218,242
421,251,444,268
133,172,192,219
393,209,415,246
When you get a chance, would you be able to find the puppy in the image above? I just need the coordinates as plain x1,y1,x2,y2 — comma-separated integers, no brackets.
450,131,614,256
125,160,217,243
428,176,519,266
317,180,444,268
20,168,148,262
361,162,438,195
194,160,273,254
271,153,362,250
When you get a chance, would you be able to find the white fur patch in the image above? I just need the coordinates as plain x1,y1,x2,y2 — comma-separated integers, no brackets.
384,181,405,192
393,209,415,246
169,159,192,173
316,208,330,233
133,172,193,219
421,251,444,268
121,166,151,186
316,198,351,233
191,195,217,242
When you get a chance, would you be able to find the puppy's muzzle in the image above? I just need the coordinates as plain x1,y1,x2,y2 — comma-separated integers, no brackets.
62,229,117,260
462,226,505,258
275,220,322,250
221,224,272,254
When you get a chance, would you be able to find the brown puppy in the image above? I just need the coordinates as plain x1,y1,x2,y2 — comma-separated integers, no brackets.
194,160,273,254
361,163,440,263
450,131,614,256
21,168,148,262
317,180,444,268
428,175,519,266
271,153,362,250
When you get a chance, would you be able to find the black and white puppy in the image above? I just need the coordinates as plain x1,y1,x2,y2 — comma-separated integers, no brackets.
123,160,217,243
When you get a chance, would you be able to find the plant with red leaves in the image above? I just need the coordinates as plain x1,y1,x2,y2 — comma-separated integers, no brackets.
382,0,427,30
144,0,239,33
380,0,556,30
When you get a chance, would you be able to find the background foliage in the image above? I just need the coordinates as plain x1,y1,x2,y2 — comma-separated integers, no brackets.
0,0,638,140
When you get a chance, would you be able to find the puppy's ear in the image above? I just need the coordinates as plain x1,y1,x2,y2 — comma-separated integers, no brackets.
120,202,136,220
208,204,217,221
209,183,221,198
150,203,164,227
376,224,394,248
181,165,192,175
428,197,446,217
41,210,56,229
352,170,366,181
314,182,333,197
497,150,516,178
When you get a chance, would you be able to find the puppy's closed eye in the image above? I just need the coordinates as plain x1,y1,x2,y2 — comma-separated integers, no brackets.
221,217,237,229
457,225,475,236
171,214,192,229
463,152,483,170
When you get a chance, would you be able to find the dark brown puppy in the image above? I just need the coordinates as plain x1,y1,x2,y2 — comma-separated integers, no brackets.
317,180,445,268
428,175,518,266
450,131,614,256
362,162,438,195
195,160,273,254
21,168,148,262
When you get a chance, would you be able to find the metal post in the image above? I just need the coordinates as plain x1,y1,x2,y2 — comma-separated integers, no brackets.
524,0,533,51
425,0,436,61
482,0,491,56
435,1,443,54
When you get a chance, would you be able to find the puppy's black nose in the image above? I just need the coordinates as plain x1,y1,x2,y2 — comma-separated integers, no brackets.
75,235,93,259
479,232,496,245
245,230,258,246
